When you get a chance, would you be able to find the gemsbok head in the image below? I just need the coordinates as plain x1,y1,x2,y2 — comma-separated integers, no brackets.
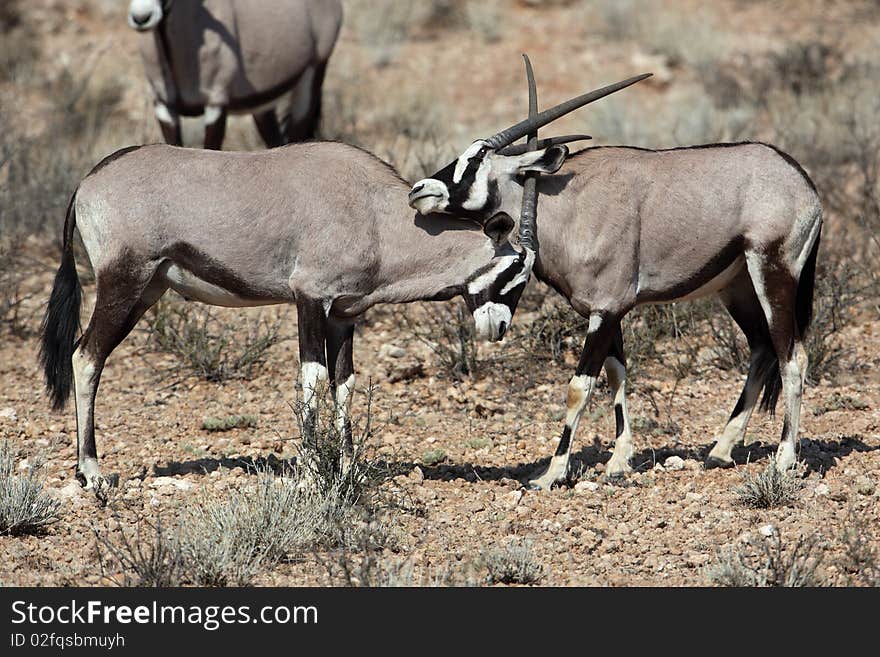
410,60,822,491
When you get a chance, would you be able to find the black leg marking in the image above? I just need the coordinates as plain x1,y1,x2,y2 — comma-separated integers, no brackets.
614,403,625,439
554,426,572,457
204,108,228,150
253,109,284,148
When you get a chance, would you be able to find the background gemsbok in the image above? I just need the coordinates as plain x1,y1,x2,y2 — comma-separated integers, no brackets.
127,0,342,148
410,68,823,490
39,142,530,497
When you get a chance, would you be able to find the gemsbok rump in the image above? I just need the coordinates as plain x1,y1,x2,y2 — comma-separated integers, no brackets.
410,67,823,490
128,0,342,148
40,142,531,497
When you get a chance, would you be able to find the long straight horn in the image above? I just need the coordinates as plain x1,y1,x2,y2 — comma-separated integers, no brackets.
519,53,539,253
484,72,652,150
498,134,592,156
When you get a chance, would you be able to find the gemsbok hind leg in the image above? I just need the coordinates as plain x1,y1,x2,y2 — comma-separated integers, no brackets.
529,312,617,491
73,266,166,497
604,323,635,477
706,273,775,468
745,250,804,471
296,296,328,451
326,320,355,472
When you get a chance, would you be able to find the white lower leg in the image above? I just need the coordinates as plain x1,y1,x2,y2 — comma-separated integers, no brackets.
604,357,634,476
775,357,803,471
708,372,762,463
335,374,355,472
529,373,596,490
72,348,104,489
300,361,328,440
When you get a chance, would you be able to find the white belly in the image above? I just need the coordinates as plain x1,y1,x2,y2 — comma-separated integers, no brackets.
164,264,269,308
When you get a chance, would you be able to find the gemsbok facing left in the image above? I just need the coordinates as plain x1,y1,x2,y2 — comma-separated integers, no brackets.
40,142,533,498
410,66,823,490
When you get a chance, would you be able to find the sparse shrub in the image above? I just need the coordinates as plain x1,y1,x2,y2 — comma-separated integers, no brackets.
812,392,869,416
396,302,481,379
421,448,447,466
0,0,38,82
147,298,283,382
735,460,805,509
202,415,258,432
839,512,880,587
0,443,61,536
94,513,184,587
522,298,587,363
484,538,544,585
464,1,502,42
707,532,825,587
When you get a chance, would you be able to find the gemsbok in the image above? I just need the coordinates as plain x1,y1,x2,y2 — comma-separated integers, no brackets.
127,0,342,149
409,66,822,490
40,142,531,497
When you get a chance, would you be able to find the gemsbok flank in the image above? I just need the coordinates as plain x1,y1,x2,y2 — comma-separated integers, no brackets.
127,0,342,149
40,142,531,497
410,65,822,490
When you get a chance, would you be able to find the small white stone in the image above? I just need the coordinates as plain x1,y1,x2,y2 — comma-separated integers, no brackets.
150,476,178,488
0,407,17,421
504,489,523,509
379,344,407,359
663,456,685,471
17,459,31,472
759,524,776,538
574,481,599,492
815,483,830,496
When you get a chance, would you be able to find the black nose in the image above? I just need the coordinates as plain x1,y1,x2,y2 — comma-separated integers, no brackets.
131,12,152,25
497,321,508,340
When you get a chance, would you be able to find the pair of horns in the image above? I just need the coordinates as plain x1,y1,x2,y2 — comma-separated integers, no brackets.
511,56,652,252
487,68,652,151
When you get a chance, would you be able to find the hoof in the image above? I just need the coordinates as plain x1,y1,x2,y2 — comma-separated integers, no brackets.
604,470,627,481
527,479,552,492
705,456,734,470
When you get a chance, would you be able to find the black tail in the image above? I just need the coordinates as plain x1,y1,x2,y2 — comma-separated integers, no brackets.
757,348,781,414
796,223,821,340
758,219,822,414
39,193,82,410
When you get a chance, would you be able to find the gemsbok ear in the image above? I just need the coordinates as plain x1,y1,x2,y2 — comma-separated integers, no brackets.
483,212,515,245
518,145,570,175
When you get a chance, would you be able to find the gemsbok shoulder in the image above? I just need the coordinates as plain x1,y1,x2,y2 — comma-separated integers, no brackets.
409,68,822,490
40,142,531,497
127,0,342,148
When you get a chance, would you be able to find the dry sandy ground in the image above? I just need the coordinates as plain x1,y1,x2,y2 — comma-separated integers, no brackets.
1,263,878,586
2,0,879,586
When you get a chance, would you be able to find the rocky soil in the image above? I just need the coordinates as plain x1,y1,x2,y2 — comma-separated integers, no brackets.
1,0,879,586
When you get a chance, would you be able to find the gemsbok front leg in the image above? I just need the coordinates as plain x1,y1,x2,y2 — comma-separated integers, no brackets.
529,312,617,491
154,101,182,146
296,296,328,451
203,105,228,150
326,320,355,470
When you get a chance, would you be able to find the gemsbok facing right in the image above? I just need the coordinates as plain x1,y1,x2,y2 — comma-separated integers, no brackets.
410,67,823,490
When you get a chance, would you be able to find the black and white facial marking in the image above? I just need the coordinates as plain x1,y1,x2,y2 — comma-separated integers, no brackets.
128,0,171,31
461,213,533,342
408,142,569,218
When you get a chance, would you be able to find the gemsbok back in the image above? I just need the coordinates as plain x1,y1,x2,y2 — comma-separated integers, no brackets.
128,0,342,149
40,142,531,498
410,67,823,490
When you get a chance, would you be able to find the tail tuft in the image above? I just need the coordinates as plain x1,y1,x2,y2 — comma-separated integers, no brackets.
39,194,81,410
